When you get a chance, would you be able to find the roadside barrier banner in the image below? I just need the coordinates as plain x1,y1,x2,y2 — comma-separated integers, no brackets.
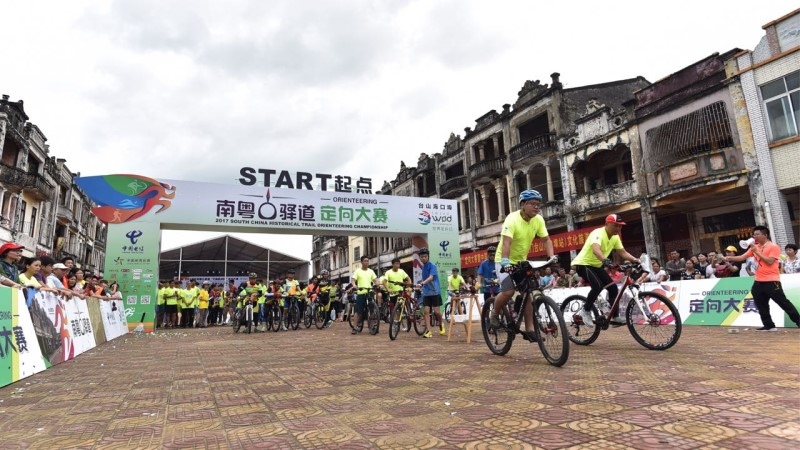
0,288,46,387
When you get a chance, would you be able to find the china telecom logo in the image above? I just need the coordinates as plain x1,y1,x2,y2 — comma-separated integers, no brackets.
126,230,143,244
439,240,449,252
418,211,431,225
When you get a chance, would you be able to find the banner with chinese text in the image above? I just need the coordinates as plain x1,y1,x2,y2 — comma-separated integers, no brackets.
0,288,46,388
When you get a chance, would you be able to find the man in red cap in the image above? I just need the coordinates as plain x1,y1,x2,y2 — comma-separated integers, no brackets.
571,214,640,327
0,242,25,284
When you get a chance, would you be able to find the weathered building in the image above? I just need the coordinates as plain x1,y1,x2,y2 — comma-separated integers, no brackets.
728,8,800,245
0,95,107,272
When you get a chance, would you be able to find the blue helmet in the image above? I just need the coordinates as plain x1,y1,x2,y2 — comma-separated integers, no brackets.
519,189,542,202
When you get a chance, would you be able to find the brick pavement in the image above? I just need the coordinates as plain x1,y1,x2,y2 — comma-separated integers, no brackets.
1,322,798,449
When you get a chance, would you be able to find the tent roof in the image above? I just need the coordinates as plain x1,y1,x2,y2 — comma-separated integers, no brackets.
159,234,309,281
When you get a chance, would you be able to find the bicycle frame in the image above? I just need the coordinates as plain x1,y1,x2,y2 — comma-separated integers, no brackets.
593,265,650,329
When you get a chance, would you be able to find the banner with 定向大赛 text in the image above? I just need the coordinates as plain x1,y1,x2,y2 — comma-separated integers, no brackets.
0,288,47,388
543,274,800,328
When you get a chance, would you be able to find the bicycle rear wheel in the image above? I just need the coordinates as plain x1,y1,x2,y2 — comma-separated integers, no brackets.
389,303,404,340
367,302,380,335
560,295,601,345
314,304,326,329
534,295,569,367
627,291,682,350
481,297,514,356
348,304,358,330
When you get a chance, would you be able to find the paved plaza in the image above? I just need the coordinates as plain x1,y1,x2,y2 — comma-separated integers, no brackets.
1,322,798,449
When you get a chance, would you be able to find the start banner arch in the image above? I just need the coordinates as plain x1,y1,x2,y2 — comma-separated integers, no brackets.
76,175,460,332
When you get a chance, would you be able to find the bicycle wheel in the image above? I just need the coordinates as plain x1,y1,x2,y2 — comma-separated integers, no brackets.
348,304,358,330
303,304,313,328
290,303,301,330
314,304,326,329
627,291,682,350
444,300,453,322
367,302,380,335
389,303,404,341
534,295,569,367
560,295,601,346
233,310,242,333
481,297,514,356
413,307,426,335
245,307,252,334
271,307,281,332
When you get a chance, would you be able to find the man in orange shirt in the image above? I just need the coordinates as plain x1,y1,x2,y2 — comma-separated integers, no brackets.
727,225,800,331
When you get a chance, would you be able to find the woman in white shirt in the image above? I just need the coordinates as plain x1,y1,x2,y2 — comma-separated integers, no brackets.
782,244,800,274
638,259,668,283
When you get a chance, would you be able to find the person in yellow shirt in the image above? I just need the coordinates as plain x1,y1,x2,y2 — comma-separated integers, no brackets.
350,256,377,335
180,282,194,328
447,268,466,315
164,280,179,328
283,269,300,331
196,281,210,328
156,281,166,329
383,258,411,312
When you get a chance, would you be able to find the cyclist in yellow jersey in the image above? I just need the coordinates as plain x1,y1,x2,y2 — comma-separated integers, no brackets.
447,268,466,315
490,190,557,341
383,258,411,294
350,255,377,335
283,269,300,331
571,214,640,327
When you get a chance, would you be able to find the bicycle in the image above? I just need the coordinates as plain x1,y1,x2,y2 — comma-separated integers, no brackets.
313,291,331,329
303,293,315,328
233,299,254,334
560,262,682,350
283,295,301,330
265,298,282,332
388,285,426,340
444,288,470,322
481,260,570,367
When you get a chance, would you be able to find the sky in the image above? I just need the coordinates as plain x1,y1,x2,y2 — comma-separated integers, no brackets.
2,0,797,259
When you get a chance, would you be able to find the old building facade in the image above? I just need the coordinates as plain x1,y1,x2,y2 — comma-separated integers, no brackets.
0,95,107,272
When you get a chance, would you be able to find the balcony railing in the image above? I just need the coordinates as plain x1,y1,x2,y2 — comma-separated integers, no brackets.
509,134,557,163
440,176,467,198
543,200,565,220
26,172,55,199
571,180,638,213
57,205,74,222
0,162,30,187
468,156,506,181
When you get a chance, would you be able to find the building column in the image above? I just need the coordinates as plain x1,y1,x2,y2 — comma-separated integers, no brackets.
0,191,5,223
478,143,486,161
525,171,533,191
491,135,499,158
459,199,468,230
545,165,554,201
640,198,663,263
494,180,506,220
481,186,492,225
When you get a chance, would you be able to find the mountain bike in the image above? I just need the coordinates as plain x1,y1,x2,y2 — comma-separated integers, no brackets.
313,292,330,329
283,295,301,330
233,299,254,334
265,298,282,332
560,262,682,350
303,293,315,328
481,260,570,367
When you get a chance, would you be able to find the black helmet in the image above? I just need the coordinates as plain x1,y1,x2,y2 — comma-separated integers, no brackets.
487,246,497,253
418,247,430,255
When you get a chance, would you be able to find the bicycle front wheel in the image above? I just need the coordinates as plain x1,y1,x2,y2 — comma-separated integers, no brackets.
534,295,569,367
560,295,601,346
271,307,281,332
389,303,404,341
290,303,301,330
314,304,326,329
233,310,242,333
303,305,313,328
444,300,452,322
481,297,514,356
626,291,682,350
413,307,426,336
245,307,253,334
348,304,358,330
367,302,380,335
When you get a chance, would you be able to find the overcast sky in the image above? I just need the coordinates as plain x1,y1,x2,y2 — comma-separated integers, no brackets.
2,0,797,259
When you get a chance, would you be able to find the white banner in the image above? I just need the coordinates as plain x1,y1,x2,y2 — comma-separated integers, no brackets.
100,298,129,341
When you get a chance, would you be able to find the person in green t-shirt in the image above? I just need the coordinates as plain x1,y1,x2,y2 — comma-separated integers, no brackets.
571,214,640,327
489,190,557,342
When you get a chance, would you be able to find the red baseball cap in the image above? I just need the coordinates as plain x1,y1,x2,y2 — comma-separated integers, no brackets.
605,214,626,226
0,242,24,255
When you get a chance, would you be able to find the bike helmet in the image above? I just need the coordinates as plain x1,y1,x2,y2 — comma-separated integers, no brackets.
418,247,430,255
248,272,258,278
519,189,542,202
487,246,497,253
320,269,329,276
